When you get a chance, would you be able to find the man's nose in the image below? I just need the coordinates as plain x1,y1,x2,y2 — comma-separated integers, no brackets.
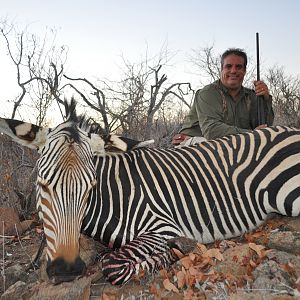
230,66,238,72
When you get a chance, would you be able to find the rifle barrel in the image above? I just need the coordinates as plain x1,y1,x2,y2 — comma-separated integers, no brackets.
256,32,260,81
256,32,265,125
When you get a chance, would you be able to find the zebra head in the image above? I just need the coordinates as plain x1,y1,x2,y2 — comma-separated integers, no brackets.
0,100,152,284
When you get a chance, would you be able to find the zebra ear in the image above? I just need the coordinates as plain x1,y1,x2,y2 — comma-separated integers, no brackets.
105,135,154,152
90,134,154,155
115,136,154,151
90,134,106,156
0,118,48,150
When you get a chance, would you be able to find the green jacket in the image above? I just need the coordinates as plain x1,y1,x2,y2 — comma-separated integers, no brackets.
180,80,274,140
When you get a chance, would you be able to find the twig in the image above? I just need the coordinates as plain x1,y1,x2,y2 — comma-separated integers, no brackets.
0,234,16,239
14,224,36,270
2,221,6,293
237,287,293,295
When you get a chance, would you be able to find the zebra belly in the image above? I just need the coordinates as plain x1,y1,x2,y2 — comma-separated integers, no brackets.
181,217,267,245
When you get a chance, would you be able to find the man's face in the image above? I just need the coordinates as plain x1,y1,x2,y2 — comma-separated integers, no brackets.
221,54,246,90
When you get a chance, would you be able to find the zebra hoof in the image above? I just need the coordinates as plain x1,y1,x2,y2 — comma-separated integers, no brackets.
101,256,135,285
167,236,198,255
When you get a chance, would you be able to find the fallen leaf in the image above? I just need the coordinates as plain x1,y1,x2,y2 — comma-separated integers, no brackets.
189,252,196,261
218,239,237,251
249,259,257,268
172,247,185,259
180,256,194,269
197,243,207,254
183,288,194,300
163,278,179,293
159,268,169,278
248,242,265,258
195,257,211,269
188,266,199,276
203,248,224,261
195,271,205,282
185,272,196,286
176,270,186,288
244,230,265,242
101,293,115,300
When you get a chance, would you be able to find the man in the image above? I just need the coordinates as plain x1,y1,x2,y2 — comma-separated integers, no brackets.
172,48,274,145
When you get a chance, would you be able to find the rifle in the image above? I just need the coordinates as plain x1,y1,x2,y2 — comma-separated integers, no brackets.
256,32,266,125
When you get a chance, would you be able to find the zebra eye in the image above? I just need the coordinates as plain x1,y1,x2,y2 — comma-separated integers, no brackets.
38,182,49,193
37,178,50,192
41,184,49,193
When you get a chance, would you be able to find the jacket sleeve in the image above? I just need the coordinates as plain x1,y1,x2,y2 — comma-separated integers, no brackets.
195,89,251,140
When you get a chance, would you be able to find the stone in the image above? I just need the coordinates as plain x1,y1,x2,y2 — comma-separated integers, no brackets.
252,260,292,292
267,249,300,277
283,217,300,232
0,281,36,300
29,277,92,300
229,291,300,300
0,207,22,236
268,231,300,255
1,264,29,290
215,244,251,277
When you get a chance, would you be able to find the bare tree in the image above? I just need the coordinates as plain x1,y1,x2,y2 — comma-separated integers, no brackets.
145,64,192,139
63,75,113,133
103,53,193,140
188,45,221,84
266,66,300,127
61,49,193,142
0,20,67,125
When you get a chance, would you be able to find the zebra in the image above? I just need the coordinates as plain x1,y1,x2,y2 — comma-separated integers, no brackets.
0,100,299,285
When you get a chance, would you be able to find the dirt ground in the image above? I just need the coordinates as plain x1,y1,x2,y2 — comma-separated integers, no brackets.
2,216,300,299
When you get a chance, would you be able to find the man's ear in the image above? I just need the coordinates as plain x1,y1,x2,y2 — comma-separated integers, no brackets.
90,134,154,155
0,118,48,150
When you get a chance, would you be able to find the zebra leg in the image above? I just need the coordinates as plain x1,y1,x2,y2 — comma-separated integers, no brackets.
26,233,46,271
101,233,181,285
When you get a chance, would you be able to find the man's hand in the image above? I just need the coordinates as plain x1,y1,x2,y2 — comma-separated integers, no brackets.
255,124,268,130
172,133,189,145
254,80,270,100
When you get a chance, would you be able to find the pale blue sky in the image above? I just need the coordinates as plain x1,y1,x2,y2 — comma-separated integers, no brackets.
1,0,299,115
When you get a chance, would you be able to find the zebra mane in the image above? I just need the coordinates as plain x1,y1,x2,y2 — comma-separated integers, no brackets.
64,98,105,135
62,98,153,151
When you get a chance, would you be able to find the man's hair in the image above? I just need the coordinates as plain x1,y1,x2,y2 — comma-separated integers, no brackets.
221,48,248,69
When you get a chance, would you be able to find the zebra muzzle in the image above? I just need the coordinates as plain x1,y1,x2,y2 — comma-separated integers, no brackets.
46,256,87,284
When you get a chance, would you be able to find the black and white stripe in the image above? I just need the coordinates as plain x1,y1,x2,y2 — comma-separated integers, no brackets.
36,123,97,262
81,126,300,284
1,103,299,285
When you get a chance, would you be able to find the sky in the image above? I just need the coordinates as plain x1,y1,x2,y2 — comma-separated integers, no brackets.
1,0,299,118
